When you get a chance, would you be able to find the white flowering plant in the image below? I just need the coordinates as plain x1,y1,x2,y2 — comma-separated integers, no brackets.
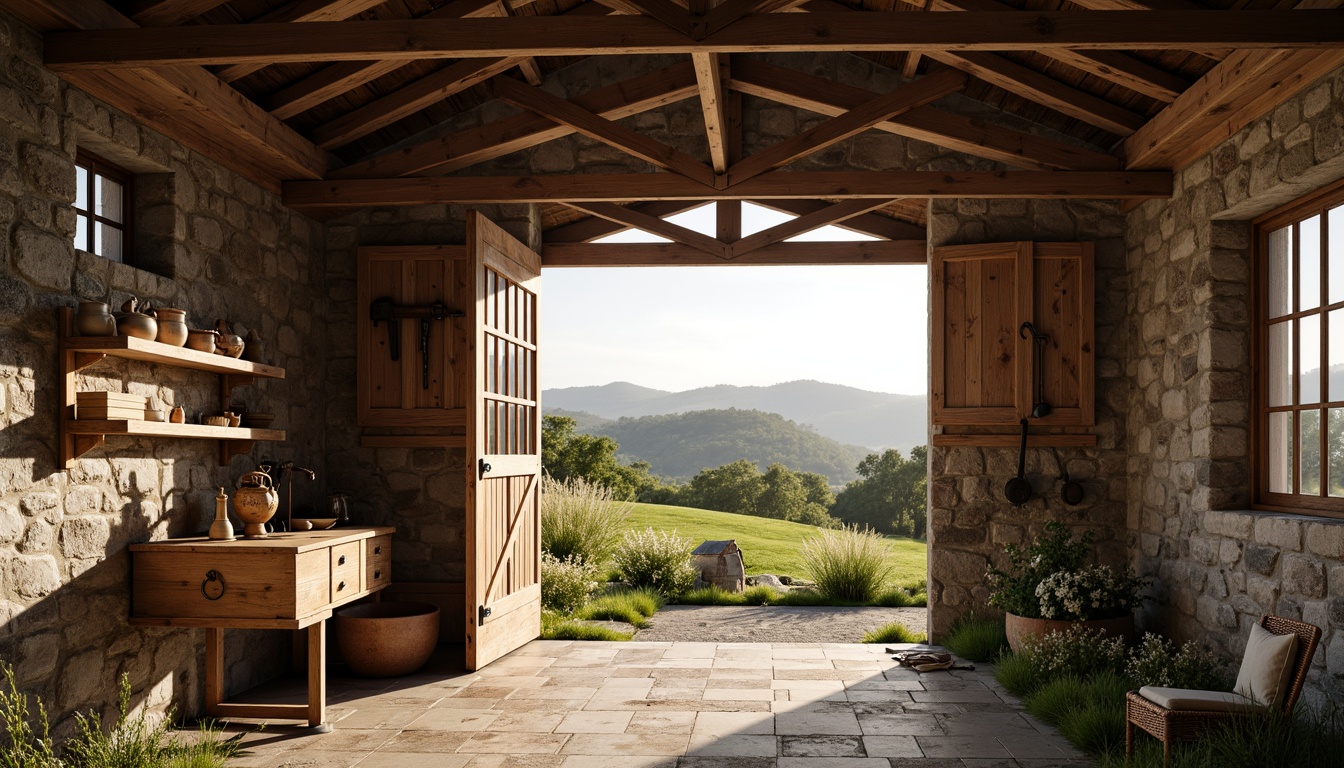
986,522,1092,618
1035,565,1147,621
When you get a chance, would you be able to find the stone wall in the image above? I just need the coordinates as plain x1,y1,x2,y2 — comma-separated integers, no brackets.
1123,64,1344,707
925,199,1130,636
0,10,326,730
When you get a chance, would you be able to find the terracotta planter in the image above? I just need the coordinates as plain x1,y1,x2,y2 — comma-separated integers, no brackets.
335,601,440,678
1004,611,1136,654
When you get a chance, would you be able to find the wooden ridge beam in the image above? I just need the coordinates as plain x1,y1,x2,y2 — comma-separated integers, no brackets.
492,76,717,187
313,56,522,149
924,50,1146,135
566,202,727,257
727,58,1120,171
545,201,709,242
729,198,895,257
693,52,731,173
727,68,966,185
542,240,927,267
750,199,927,240
332,62,699,178
215,0,390,84
283,170,1173,208
43,12,1344,69
263,0,511,119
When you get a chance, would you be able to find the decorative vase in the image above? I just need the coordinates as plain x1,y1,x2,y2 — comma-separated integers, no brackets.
233,470,279,539
208,487,234,541
151,307,189,347
75,301,117,336
1004,611,1136,654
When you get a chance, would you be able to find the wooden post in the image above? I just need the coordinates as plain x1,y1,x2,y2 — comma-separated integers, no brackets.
307,620,327,729
205,627,224,717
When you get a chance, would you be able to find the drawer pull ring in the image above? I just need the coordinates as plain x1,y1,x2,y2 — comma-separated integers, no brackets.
338,555,347,566
374,546,381,555
201,570,226,601
338,581,346,591
374,570,382,580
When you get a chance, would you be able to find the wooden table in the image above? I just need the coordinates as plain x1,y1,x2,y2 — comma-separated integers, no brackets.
130,527,394,730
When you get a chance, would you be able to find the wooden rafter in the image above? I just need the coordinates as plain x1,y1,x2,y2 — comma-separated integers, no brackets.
693,52,731,174
313,57,522,149
923,51,1147,135
545,201,710,242
566,202,727,257
749,199,927,240
726,68,968,186
214,0,391,84
491,76,717,187
729,199,896,258
701,0,807,38
901,0,932,79
129,0,229,27
727,59,1121,172
43,13,1344,70
542,240,926,267
332,62,699,179
625,0,692,33
283,170,1173,208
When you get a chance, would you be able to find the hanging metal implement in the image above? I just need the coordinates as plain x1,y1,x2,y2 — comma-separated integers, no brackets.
370,297,465,389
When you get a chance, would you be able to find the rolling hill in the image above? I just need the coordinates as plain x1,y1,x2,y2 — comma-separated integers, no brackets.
544,379,926,452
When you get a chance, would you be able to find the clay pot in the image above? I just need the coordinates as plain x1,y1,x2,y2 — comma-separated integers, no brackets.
233,470,279,539
214,320,245,358
151,307,189,347
75,301,117,337
335,602,441,678
186,329,219,354
241,330,267,364
169,406,185,424
1004,612,1136,654
116,311,157,341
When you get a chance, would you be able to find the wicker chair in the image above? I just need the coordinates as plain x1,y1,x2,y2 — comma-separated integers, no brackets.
1125,615,1321,765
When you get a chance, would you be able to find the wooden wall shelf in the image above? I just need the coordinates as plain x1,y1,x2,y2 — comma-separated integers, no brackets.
59,307,288,468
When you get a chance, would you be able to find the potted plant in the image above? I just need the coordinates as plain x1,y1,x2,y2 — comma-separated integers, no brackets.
986,522,1147,652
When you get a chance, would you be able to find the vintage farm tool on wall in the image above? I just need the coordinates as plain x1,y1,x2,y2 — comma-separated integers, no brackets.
370,297,464,389
1005,418,1033,506
1019,321,1051,419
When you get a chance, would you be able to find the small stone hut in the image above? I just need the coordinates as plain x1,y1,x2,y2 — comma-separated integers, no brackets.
692,540,746,593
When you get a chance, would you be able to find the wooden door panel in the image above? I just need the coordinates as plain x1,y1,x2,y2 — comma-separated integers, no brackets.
1029,242,1095,427
466,212,542,671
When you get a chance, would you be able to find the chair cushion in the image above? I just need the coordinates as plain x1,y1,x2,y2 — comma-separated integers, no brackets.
1138,686,1266,713
1233,623,1299,708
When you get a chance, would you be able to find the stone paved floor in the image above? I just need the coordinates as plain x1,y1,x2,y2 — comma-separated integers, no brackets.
223,641,1091,767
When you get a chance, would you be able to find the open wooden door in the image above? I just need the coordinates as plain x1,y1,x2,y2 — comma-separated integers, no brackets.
465,211,542,671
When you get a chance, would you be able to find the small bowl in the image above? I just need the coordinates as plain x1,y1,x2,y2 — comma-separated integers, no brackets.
294,518,338,530
203,415,230,427
144,409,166,422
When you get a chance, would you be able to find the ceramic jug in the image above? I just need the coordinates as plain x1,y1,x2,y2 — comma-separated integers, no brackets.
75,301,117,337
234,470,279,539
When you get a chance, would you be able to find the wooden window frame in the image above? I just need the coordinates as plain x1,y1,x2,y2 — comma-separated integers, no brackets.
1252,176,1344,519
74,150,134,265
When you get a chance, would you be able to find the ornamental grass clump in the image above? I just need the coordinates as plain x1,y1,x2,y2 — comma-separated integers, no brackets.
540,474,631,565
611,527,698,600
800,525,894,603
540,552,599,614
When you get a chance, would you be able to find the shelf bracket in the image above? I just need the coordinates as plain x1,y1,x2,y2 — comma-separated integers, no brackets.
72,352,107,371
221,375,256,399
67,434,105,467
221,440,255,467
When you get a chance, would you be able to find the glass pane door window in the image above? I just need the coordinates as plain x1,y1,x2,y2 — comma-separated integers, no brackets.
1258,183,1344,514
73,152,131,264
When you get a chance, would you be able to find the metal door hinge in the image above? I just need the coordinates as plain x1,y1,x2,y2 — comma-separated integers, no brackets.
479,605,492,623
479,459,492,476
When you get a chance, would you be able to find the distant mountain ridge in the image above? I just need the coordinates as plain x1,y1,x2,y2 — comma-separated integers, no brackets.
544,380,926,452
548,407,870,483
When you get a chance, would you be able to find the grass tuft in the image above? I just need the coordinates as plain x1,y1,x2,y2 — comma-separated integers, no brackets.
541,475,631,565
769,589,834,606
541,611,634,641
861,622,928,644
941,613,1008,662
677,586,746,605
1024,674,1091,724
742,585,779,605
801,525,896,603
993,650,1043,697
574,588,664,627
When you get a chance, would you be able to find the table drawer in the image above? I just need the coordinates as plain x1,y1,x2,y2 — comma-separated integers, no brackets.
134,550,319,621
365,535,391,590
331,542,363,601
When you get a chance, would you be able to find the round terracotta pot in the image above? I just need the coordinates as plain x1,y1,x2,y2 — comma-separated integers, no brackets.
152,307,189,347
335,601,440,678
1004,611,1136,654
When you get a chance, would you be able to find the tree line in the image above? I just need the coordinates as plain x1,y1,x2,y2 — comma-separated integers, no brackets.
542,415,927,538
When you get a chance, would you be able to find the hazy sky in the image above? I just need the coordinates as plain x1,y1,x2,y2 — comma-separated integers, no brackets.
540,203,929,396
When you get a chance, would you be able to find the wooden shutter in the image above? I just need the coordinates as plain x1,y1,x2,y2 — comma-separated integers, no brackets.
932,241,1094,428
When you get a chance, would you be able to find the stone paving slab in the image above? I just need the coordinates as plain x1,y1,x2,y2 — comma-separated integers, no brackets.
219,641,1091,767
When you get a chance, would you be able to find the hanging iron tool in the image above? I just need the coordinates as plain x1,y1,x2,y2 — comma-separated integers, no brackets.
370,297,464,389
1004,418,1033,506
1019,321,1052,419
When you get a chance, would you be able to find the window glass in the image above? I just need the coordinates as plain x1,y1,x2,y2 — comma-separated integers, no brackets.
1331,408,1344,498
1268,225,1293,318
1302,409,1322,495
1269,321,1292,407
1330,205,1344,304
1301,314,1321,404
1268,411,1293,494
1301,216,1321,311
73,153,131,263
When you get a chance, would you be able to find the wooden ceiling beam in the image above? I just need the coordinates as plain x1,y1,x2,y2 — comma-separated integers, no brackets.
701,0,808,37
718,200,742,242
693,52,731,173
625,0,693,34
130,0,230,27
924,50,1146,135
263,0,512,119
332,62,699,179
728,198,896,257
283,170,1173,208
545,201,710,242
215,0,391,84
492,75,718,187
749,199,927,240
565,202,728,257
726,68,967,186
542,240,927,267
44,12,1344,69
313,57,522,149
728,59,1120,172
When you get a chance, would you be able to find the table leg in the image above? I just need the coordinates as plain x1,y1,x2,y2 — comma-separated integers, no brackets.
205,628,224,717
306,620,329,731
